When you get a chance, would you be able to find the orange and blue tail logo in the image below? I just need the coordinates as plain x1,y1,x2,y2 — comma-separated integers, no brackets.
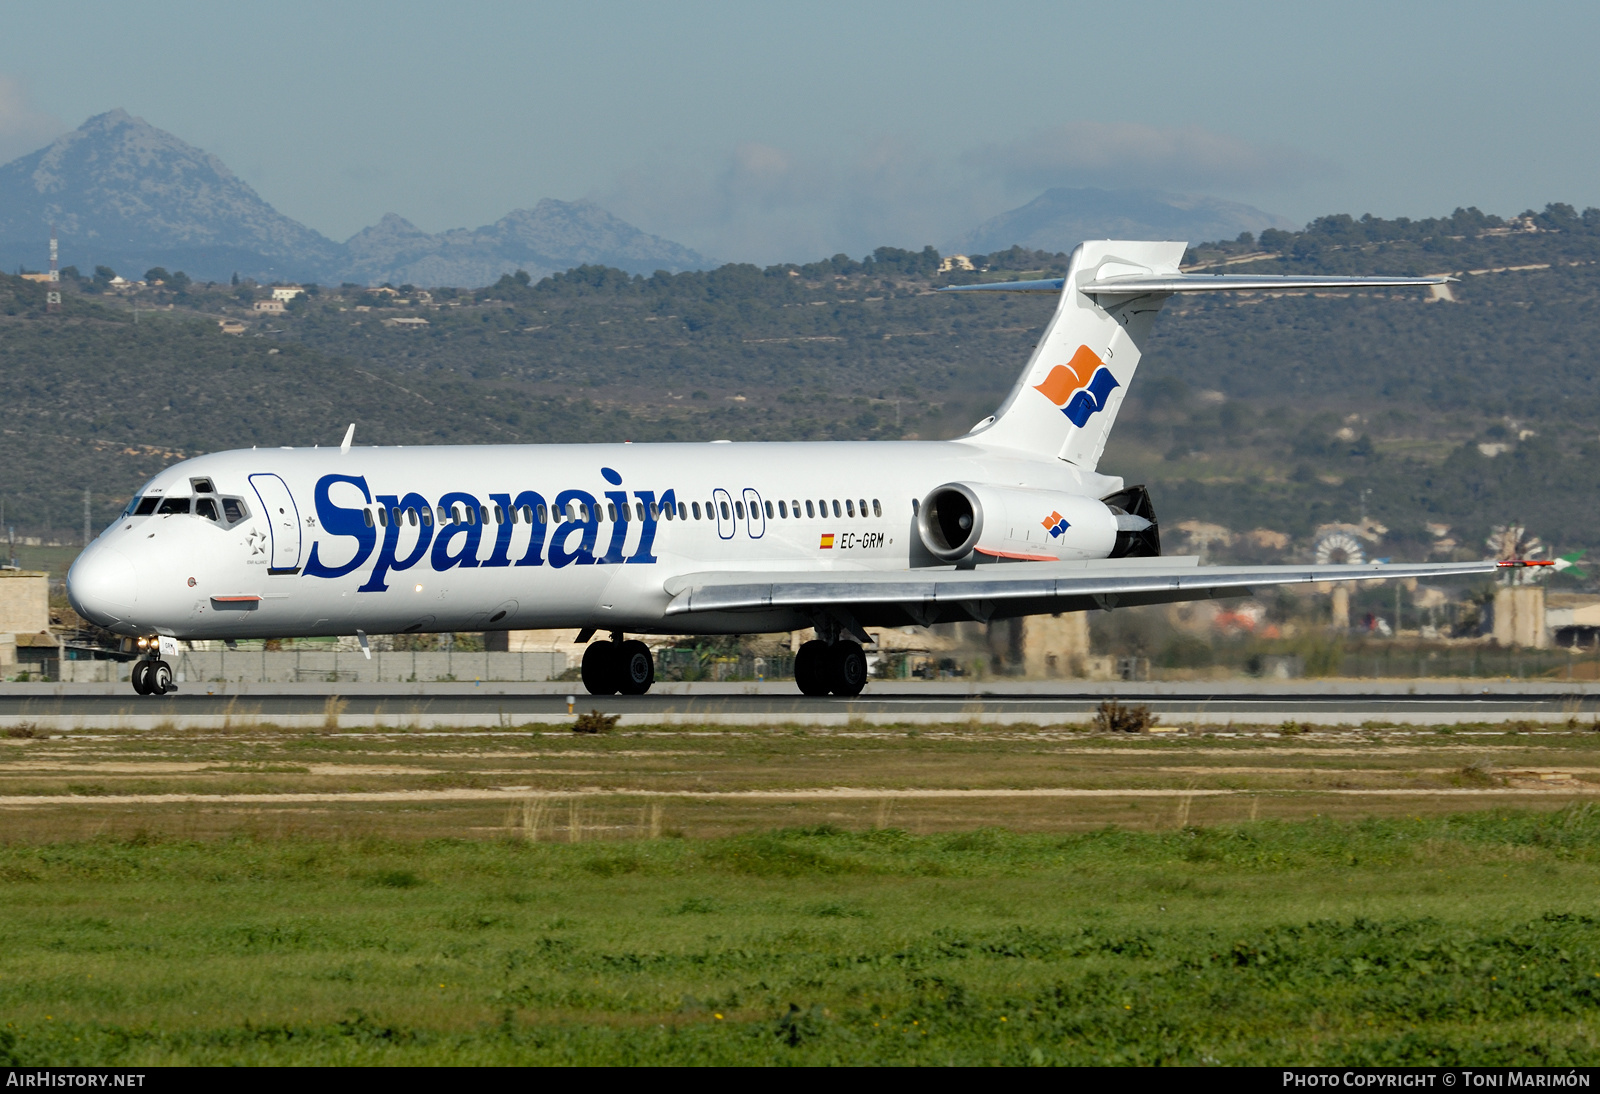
1041,511,1070,538
1033,345,1120,427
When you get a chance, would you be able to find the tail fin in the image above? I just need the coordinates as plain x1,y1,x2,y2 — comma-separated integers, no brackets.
947,241,1451,470
962,241,1185,469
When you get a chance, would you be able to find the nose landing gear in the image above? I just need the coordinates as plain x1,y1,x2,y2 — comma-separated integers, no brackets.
130,658,173,696
580,633,656,696
129,636,174,696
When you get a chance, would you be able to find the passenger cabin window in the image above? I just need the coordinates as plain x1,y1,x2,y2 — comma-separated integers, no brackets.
378,508,388,527
805,500,814,518
406,508,418,526
134,497,160,516
420,508,432,527
692,502,702,520
765,500,774,519
196,498,219,521
607,502,617,521
778,500,787,518
363,508,374,528
873,499,882,517
720,501,731,520
832,500,841,518
678,502,688,520
859,499,868,517
846,499,855,517
535,504,548,523
158,497,191,515
734,501,744,519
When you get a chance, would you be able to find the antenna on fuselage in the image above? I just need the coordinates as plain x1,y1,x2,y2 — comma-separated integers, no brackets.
340,423,355,455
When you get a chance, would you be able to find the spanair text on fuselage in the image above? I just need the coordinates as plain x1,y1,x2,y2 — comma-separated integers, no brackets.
70,440,1123,642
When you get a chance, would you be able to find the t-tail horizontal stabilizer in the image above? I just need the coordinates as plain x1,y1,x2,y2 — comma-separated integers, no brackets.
937,273,1453,294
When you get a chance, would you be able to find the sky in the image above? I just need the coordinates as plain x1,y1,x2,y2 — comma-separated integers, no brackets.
1,0,1597,265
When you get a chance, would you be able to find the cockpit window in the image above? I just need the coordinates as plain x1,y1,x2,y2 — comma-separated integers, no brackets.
196,498,219,521
221,498,249,526
191,478,215,494
133,497,160,516
158,497,191,515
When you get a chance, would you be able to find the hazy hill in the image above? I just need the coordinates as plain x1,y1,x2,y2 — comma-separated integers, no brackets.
341,202,710,287
949,187,1293,255
0,112,708,286
0,110,342,283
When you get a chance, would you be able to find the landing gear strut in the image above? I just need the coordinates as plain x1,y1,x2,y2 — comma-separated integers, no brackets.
580,633,656,696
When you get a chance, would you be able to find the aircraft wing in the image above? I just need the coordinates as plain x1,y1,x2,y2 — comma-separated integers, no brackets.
663,557,1505,627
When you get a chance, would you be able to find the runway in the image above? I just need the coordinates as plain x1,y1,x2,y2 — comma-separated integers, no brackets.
2,679,1598,729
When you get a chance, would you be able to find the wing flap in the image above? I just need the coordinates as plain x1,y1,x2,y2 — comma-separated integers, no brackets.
664,559,1499,616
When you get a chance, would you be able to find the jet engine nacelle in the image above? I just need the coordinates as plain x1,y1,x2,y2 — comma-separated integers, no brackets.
917,482,1128,562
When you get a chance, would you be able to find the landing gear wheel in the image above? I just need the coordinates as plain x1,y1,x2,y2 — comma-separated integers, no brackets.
828,641,868,697
131,661,152,695
615,640,655,695
794,640,831,696
149,660,173,696
581,641,618,695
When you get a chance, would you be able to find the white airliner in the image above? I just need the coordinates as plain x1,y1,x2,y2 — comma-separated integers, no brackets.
68,240,1526,697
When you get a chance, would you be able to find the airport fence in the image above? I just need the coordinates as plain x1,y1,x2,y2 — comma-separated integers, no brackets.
58,649,567,684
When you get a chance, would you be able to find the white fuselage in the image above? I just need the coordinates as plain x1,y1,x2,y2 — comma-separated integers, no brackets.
67,439,1123,641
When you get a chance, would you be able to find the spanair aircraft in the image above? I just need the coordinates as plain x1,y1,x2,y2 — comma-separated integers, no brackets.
67,240,1533,698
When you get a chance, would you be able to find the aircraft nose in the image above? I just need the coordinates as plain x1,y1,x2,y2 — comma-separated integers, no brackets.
67,546,138,626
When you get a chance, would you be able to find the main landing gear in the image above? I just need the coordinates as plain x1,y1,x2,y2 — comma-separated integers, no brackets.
581,633,656,696
130,658,173,696
794,639,867,697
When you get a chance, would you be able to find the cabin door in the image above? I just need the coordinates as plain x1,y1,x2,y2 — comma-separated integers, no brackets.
249,473,303,574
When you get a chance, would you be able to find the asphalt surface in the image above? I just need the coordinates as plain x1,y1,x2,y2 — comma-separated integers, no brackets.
2,680,1598,728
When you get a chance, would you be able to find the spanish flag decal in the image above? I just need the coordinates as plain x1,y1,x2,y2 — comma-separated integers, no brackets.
819,533,835,549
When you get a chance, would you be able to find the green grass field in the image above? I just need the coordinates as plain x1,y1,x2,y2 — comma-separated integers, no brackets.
3,808,1599,1065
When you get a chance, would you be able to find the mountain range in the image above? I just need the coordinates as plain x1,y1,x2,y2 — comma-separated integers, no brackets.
0,111,1293,285
0,111,713,286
